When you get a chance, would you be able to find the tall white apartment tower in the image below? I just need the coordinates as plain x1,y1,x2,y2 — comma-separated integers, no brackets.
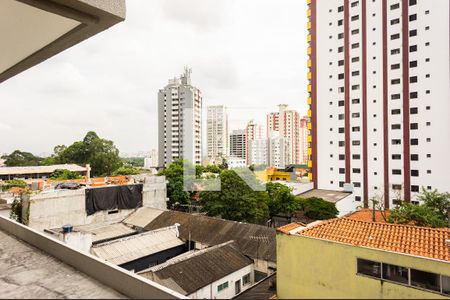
207,105,228,162
307,0,450,209
158,67,202,167
267,104,303,165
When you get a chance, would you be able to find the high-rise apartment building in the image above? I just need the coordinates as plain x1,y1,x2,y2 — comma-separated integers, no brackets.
229,129,246,160
307,0,450,208
248,138,269,166
269,132,290,169
246,120,263,165
267,105,304,165
158,67,202,167
299,117,309,164
207,105,228,163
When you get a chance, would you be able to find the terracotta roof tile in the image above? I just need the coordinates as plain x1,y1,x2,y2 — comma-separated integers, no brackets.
276,223,304,234
299,218,450,261
347,209,390,223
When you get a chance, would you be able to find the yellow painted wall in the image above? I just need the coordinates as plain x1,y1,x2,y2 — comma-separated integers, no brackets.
277,234,450,299
254,169,291,183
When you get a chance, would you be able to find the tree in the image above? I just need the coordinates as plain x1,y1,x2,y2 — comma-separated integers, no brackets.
200,170,269,223
298,197,338,220
112,165,141,176
388,203,447,228
417,188,450,221
49,169,82,180
157,159,191,210
55,131,123,176
388,188,449,228
266,182,301,218
1,179,27,192
2,150,43,166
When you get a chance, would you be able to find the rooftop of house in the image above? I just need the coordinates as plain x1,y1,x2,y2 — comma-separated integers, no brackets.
135,208,276,263
0,229,124,299
297,189,352,203
139,241,253,296
234,273,276,300
91,225,184,266
346,209,390,223
0,164,86,176
281,218,450,262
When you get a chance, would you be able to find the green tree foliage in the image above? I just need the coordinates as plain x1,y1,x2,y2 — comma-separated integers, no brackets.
112,165,141,176
122,157,145,168
1,179,27,192
388,203,447,228
266,182,301,218
205,164,222,174
200,170,269,223
388,188,449,228
55,131,123,177
1,150,43,166
157,159,191,209
298,197,339,220
49,169,82,180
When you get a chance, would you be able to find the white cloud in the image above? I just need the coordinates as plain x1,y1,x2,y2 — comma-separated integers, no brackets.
0,0,307,155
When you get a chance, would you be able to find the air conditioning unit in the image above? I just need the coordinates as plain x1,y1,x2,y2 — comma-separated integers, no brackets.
343,183,354,193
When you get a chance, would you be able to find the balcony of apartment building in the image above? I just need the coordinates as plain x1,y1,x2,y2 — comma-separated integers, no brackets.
0,1,186,298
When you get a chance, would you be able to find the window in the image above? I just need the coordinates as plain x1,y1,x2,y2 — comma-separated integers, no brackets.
412,185,420,192
409,14,417,22
338,100,345,106
242,273,251,285
338,46,344,53
339,127,345,133
352,29,360,35
351,15,359,21
391,79,401,85
392,169,402,175
339,168,345,174
338,19,343,26
392,139,401,145
391,48,400,55
392,154,402,160
391,94,401,100
392,184,402,190
352,99,360,104
410,61,418,68
411,170,419,177
391,3,400,10
383,264,409,285
409,0,417,5
411,139,419,145
410,123,418,130
353,168,361,174
352,127,360,132
357,259,381,278
351,1,359,7
352,141,361,146
352,43,360,49
353,154,361,160
352,113,360,118
410,45,417,52
391,18,400,25
338,5,344,12
391,33,400,40
339,154,345,161
391,64,400,70
338,32,344,39
409,29,417,37
355,196,361,201
410,92,418,99
410,76,418,83
392,124,401,130
411,270,440,292
391,109,401,115
352,71,360,76
410,107,418,114
352,57,360,63
218,281,229,292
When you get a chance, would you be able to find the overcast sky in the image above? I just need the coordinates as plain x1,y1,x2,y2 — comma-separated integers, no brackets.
0,0,308,156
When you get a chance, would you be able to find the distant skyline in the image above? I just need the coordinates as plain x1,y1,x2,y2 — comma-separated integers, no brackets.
0,0,308,155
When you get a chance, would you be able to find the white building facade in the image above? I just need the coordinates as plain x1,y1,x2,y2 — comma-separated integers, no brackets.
158,68,202,167
207,105,228,163
248,138,269,166
267,105,305,165
246,121,264,165
307,0,450,208
269,133,290,169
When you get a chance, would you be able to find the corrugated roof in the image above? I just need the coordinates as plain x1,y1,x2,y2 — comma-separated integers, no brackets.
74,223,136,243
0,164,86,176
142,209,276,262
299,218,450,261
140,242,253,295
91,226,184,265
123,207,165,228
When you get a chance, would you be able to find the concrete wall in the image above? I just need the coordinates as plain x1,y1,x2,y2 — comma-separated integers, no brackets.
276,233,450,299
0,215,186,299
26,177,168,231
335,194,360,217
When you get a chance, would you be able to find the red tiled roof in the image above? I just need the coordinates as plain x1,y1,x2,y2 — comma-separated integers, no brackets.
299,218,450,261
347,209,390,223
276,223,304,234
